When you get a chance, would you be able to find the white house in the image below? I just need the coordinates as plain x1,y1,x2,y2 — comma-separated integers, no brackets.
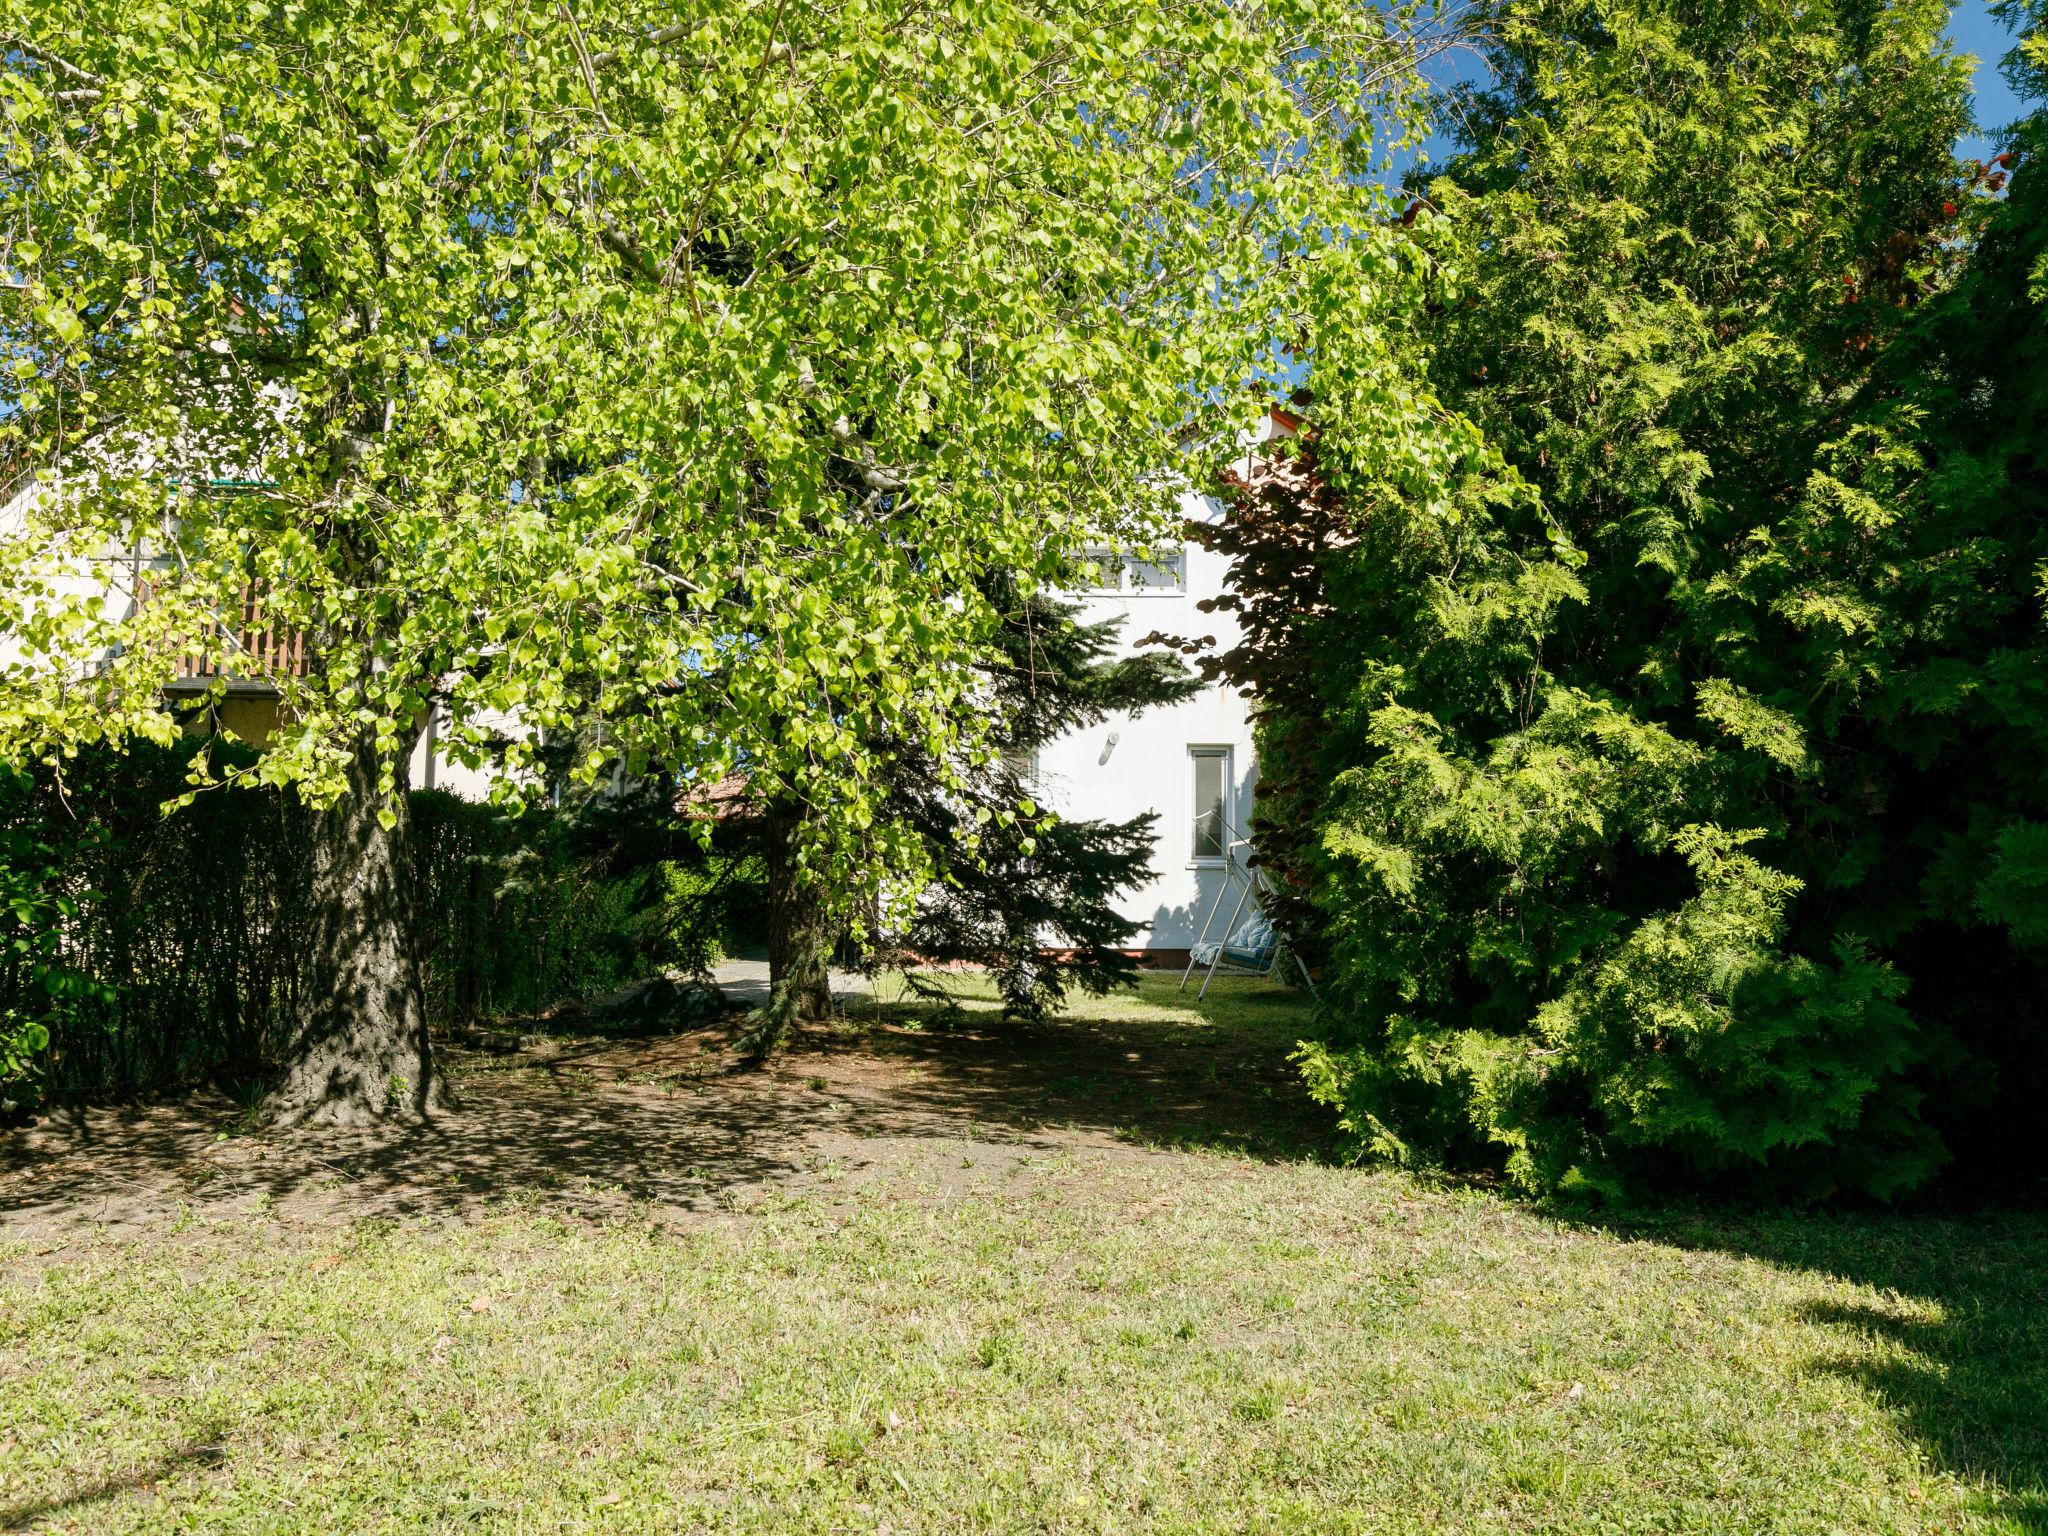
7,424,1277,965
1034,481,1262,963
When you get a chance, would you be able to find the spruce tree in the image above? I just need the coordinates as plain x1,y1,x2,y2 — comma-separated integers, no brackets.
887,573,1201,1020
567,569,1199,1035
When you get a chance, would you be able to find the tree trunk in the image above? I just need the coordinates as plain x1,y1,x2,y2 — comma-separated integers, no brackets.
755,799,837,1053
264,729,444,1126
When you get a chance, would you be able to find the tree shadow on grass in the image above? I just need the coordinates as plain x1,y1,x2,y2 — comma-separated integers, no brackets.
0,975,1330,1238
1607,1208,2048,1532
1,1430,227,1530
815,978,1334,1165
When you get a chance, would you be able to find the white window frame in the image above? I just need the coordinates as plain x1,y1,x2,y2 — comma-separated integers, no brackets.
1074,544,1187,597
1188,745,1233,867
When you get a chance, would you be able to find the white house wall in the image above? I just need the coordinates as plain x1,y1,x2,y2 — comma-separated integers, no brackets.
407,705,494,800
1033,487,1259,955
0,478,140,684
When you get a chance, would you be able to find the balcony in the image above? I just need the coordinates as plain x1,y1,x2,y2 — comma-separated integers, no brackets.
135,579,311,696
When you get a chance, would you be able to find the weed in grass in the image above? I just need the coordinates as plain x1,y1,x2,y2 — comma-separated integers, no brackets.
824,1422,871,1467
976,1329,1022,1373
1232,1387,1281,1423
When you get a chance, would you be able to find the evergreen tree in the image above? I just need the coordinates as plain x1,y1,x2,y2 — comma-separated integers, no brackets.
736,571,1201,1041
1844,0,2048,1195
1234,0,2012,1199
567,569,1199,1038
887,573,1201,1020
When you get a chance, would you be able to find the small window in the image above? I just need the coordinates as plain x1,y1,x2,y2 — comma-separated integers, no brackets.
1003,746,1040,789
1076,548,1123,593
1190,746,1231,862
1124,548,1186,593
1071,545,1187,596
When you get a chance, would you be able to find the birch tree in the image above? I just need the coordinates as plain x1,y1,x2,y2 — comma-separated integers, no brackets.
0,0,1460,1121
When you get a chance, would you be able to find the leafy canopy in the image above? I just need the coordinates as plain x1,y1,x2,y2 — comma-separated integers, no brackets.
0,0,1453,903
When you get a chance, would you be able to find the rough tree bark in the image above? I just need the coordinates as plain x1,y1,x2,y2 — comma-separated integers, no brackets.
263,727,445,1125
753,798,837,1054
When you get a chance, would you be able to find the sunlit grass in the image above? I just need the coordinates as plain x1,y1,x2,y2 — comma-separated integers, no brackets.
2,971,2043,1534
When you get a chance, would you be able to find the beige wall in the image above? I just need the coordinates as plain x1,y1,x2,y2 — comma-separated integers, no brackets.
167,689,283,748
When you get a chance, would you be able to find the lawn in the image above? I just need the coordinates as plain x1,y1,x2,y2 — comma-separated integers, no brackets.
1,975,2043,1534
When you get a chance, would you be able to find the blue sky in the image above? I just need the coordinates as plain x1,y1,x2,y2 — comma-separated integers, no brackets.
1952,0,2029,160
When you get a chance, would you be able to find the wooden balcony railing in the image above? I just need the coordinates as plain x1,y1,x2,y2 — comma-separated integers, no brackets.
133,579,312,691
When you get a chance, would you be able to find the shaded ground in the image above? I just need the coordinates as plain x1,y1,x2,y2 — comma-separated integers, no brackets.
0,972,1326,1241
2,974,2044,1535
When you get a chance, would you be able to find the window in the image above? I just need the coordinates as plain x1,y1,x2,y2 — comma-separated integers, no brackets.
1190,746,1232,862
1003,746,1040,790
1076,548,1123,593
1074,545,1187,596
1124,548,1186,594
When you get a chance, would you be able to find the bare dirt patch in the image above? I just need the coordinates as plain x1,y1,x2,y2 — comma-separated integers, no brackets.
0,981,1329,1243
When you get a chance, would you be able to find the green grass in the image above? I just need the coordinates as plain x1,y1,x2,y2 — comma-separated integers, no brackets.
2,975,2044,1534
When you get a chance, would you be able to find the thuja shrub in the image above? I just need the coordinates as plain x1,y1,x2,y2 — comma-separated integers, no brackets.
1209,0,2048,1202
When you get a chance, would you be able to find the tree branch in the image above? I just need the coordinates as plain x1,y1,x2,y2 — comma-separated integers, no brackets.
588,21,696,72
795,359,915,496
827,415,911,495
1,33,105,90
557,4,614,131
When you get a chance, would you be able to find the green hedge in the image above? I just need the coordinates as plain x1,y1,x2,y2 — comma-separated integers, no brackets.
0,742,726,1107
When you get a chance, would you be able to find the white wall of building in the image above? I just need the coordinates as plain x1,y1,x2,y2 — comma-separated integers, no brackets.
1033,485,1258,953
408,702,507,801
0,476,139,682
12,435,1272,957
